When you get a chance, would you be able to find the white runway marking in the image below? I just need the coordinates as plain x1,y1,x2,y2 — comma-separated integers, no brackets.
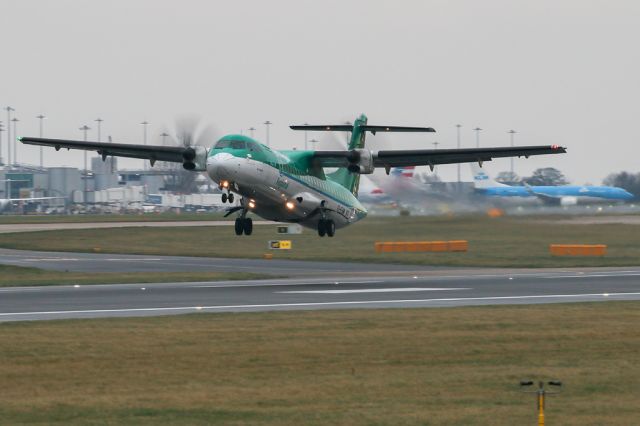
2,292,640,318
195,280,383,288
277,287,470,294
541,273,640,279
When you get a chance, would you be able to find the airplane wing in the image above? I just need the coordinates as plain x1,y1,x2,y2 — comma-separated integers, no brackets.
522,183,561,203
373,146,566,168
312,145,566,170
19,137,196,166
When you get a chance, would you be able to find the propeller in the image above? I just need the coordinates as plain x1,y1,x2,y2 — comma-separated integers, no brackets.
156,114,221,194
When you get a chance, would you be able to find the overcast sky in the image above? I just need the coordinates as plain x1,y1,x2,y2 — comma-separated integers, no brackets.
1,0,639,184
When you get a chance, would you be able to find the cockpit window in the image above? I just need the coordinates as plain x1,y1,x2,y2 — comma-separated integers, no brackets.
247,142,263,152
230,140,246,149
214,140,231,149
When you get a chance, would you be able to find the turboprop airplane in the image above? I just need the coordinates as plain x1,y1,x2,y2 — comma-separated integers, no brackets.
20,114,566,237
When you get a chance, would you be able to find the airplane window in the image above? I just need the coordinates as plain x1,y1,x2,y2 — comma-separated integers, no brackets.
230,140,246,149
215,140,231,149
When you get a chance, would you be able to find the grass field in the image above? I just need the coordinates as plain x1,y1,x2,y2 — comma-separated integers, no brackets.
0,302,638,425
0,265,271,287
0,215,638,268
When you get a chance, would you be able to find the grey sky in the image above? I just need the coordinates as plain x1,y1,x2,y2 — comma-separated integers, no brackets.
2,0,639,184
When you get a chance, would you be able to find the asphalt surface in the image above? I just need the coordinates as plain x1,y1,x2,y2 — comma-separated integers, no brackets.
1,259,639,321
0,248,448,275
0,220,272,234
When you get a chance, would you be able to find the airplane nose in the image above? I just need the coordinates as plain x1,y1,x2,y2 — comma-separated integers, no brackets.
207,153,235,181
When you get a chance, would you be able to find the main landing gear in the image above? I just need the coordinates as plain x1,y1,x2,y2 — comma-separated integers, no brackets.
235,216,253,236
317,219,335,237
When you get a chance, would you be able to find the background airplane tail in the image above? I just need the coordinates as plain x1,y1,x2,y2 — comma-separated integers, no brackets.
327,114,368,196
470,163,507,189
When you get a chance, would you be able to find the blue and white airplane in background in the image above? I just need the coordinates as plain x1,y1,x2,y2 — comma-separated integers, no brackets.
471,164,634,206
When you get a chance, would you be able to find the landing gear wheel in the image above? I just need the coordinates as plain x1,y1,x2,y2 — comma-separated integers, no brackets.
228,193,235,203
222,193,228,203
326,220,335,237
317,219,326,237
234,218,243,235
243,218,253,235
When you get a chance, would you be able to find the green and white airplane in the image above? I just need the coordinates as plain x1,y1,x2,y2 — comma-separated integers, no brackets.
20,114,565,237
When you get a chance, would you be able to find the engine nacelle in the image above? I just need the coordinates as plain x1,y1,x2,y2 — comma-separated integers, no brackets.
346,149,375,174
182,146,208,171
560,196,578,206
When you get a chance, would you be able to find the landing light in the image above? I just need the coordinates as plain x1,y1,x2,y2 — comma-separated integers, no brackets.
248,200,256,209
285,201,295,210
222,181,229,188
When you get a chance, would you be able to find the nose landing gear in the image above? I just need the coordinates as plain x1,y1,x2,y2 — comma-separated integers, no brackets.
219,182,235,204
222,193,234,203
317,219,335,237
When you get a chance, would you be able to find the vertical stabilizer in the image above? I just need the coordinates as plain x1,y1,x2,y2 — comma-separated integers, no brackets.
470,163,508,189
328,114,368,196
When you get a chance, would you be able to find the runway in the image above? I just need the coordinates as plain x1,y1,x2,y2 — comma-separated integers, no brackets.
1,265,640,321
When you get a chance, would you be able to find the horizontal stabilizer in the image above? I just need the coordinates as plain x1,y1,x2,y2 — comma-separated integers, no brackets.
290,124,435,133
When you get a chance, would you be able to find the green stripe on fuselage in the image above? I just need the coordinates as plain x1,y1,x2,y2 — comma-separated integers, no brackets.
209,134,365,213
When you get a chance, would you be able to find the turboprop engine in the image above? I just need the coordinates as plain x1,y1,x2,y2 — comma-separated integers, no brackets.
182,146,208,171
345,149,375,174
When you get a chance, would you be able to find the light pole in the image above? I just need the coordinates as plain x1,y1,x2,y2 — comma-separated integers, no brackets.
37,114,46,168
11,117,19,165
141,121,149,170
264,120,272,147
0,122,3,165
473,127,482,148
95,117,103,142
160,132,169,146
6,107,14,168
248,127,256,138
309,138,319,150
304,122,309,150
508,129,517,176
455,124,462,185
80,125,90,209
432,141,440,177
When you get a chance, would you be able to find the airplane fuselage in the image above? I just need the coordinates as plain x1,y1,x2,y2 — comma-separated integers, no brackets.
206,147,367,230
478,185,633,203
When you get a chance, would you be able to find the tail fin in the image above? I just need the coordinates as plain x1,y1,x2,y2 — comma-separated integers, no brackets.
470,163,507,189
390,166,415,179
327,114,368,195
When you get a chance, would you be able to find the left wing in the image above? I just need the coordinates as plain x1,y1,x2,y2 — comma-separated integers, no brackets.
19,137,201,167
311,145,566,172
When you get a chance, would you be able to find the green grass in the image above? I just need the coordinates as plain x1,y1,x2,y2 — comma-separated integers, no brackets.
0,215,638,267
0,264,272,287
0,302,639,425
0,212,227,224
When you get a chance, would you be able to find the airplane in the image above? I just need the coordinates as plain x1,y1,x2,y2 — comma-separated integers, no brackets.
0,196,64,211
470,163,633,205
20,114,566,237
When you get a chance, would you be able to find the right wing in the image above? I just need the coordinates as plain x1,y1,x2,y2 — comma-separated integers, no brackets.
19,137,200,166
310,145,566,170
373,145,566,168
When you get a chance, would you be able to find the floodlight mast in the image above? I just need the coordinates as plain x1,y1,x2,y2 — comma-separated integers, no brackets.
37,114,46,168
79,125,91,208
